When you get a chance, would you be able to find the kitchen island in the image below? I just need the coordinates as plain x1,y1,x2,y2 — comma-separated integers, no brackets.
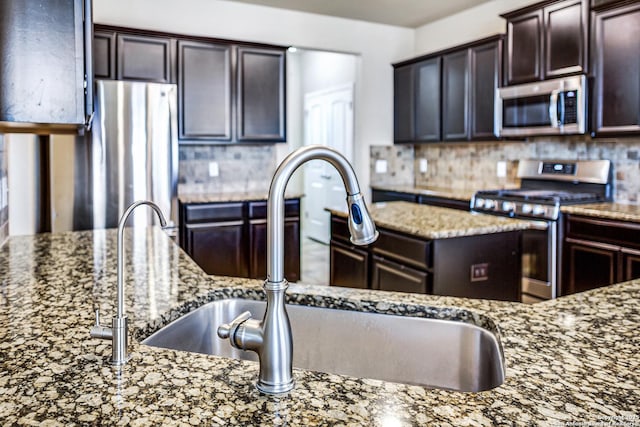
0,228,638,425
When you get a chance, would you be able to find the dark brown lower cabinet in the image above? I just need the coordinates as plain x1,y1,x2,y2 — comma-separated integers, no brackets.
371,256,429,294
179,199,300,280
330,240,369,289
185,221,248,277
249,218,300,282
623,249,640,281
329,215,521,301
563,214,640,295
564,239,617,294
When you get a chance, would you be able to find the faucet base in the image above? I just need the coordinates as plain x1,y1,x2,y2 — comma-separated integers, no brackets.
256,378,295,395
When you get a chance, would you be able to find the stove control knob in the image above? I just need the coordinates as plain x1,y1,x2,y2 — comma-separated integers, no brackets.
484,199,495,209
522,204,533,214
475,198,485,208
502,201,515,213
532,205,546,216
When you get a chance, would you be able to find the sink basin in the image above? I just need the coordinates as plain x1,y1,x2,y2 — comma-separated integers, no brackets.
142,298,505,392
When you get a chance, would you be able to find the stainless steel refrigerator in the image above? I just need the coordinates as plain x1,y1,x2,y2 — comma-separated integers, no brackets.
49,79,178,233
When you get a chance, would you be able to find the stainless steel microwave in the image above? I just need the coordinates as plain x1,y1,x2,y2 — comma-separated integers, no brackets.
496,75,587,137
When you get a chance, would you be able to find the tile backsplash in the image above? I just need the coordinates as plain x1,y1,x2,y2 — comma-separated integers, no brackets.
178,144,278,194
0,135,7,245
371,136,640,203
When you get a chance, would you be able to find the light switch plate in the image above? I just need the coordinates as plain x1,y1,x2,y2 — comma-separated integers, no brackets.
208,161,219,177
375,159,388,174
496,161,507,178
419,158,428,173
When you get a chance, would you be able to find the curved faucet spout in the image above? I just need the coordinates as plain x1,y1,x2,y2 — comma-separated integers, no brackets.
267,145,378,284
117,200,167,318
90,200,167,366
218,145,378,395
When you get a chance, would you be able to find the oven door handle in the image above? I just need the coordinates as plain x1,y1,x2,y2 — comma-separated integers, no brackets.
549,90,559,128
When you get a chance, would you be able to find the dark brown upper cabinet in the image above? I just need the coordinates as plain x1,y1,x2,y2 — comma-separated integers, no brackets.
236,47,286,141
178,40,232,141
93,30,116,80
442,50,469,141
116,33,172,83
393,35,501,143
591,1,640,135
415,57,442,142
393,64,415,142
93,25,287,144
502,0,588,85
469,40,502,139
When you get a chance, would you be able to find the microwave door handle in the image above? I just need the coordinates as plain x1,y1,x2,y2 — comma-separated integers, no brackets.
549,90,559,127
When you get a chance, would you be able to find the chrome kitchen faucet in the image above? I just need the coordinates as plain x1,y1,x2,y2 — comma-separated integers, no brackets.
217,145,378,394
90,200,168,365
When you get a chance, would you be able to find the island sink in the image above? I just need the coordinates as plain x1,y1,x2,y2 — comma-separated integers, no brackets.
142,298,505,392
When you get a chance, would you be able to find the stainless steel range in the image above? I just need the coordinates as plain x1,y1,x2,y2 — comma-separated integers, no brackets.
471,160,613,303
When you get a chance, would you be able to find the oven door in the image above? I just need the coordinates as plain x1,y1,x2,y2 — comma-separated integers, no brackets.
521,222,556,303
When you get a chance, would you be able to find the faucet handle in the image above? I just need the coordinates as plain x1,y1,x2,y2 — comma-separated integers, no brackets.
217,311,252,339
90,309,113,340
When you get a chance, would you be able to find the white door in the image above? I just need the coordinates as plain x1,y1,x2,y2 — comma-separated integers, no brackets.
303,84,354,244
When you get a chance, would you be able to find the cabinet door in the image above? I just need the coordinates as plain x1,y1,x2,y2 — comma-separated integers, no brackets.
442,50,470,141
469,41,500,140
249,219,300,282
506,9,543,84
564,238,618,295
371,256,429,294
94,30,115,79
177,40,232,140
236,47,286,141
116,34,171,83
330,240,369,289
185,221,248,277
622,248,640,281
592,2,640,134
414,57,442,142
544,0,587,78
393,64,415,142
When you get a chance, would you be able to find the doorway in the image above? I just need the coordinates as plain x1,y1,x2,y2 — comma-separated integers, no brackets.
286,48,358,285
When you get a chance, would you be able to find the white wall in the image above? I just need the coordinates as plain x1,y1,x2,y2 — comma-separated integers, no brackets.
413,0,539,56
93,0,415,198
7,134,38,235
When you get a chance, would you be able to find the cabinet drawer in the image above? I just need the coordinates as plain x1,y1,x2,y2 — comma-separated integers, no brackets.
330,216,351,244
372,229,431,271
371,256,430,294
565,215,640,250
248,199,300,219
184,202,244,223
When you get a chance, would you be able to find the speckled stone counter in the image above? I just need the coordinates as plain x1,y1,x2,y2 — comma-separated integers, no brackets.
1,229,638,425
562,202,640,223
330,201,545,240
178,191,302,204
371,184,478,202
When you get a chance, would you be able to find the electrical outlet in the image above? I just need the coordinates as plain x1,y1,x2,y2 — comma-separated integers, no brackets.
419,158,428,173
496,161,507,178
375,159,388,174
470,263,489,282
208,161,219,177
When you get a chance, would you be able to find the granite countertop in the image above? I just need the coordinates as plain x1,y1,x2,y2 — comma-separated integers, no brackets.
371,184,478,202
1,229,639,425
178,191,303,204
329,201,545,239
561,202,640,223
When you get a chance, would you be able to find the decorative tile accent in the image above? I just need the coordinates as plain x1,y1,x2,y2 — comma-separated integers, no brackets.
371,136,640,203
179,145,278,195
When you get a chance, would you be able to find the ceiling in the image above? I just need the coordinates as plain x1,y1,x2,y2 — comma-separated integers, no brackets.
225,0,494,28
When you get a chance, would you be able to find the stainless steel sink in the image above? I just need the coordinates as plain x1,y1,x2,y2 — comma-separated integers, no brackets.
142,298,505,392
